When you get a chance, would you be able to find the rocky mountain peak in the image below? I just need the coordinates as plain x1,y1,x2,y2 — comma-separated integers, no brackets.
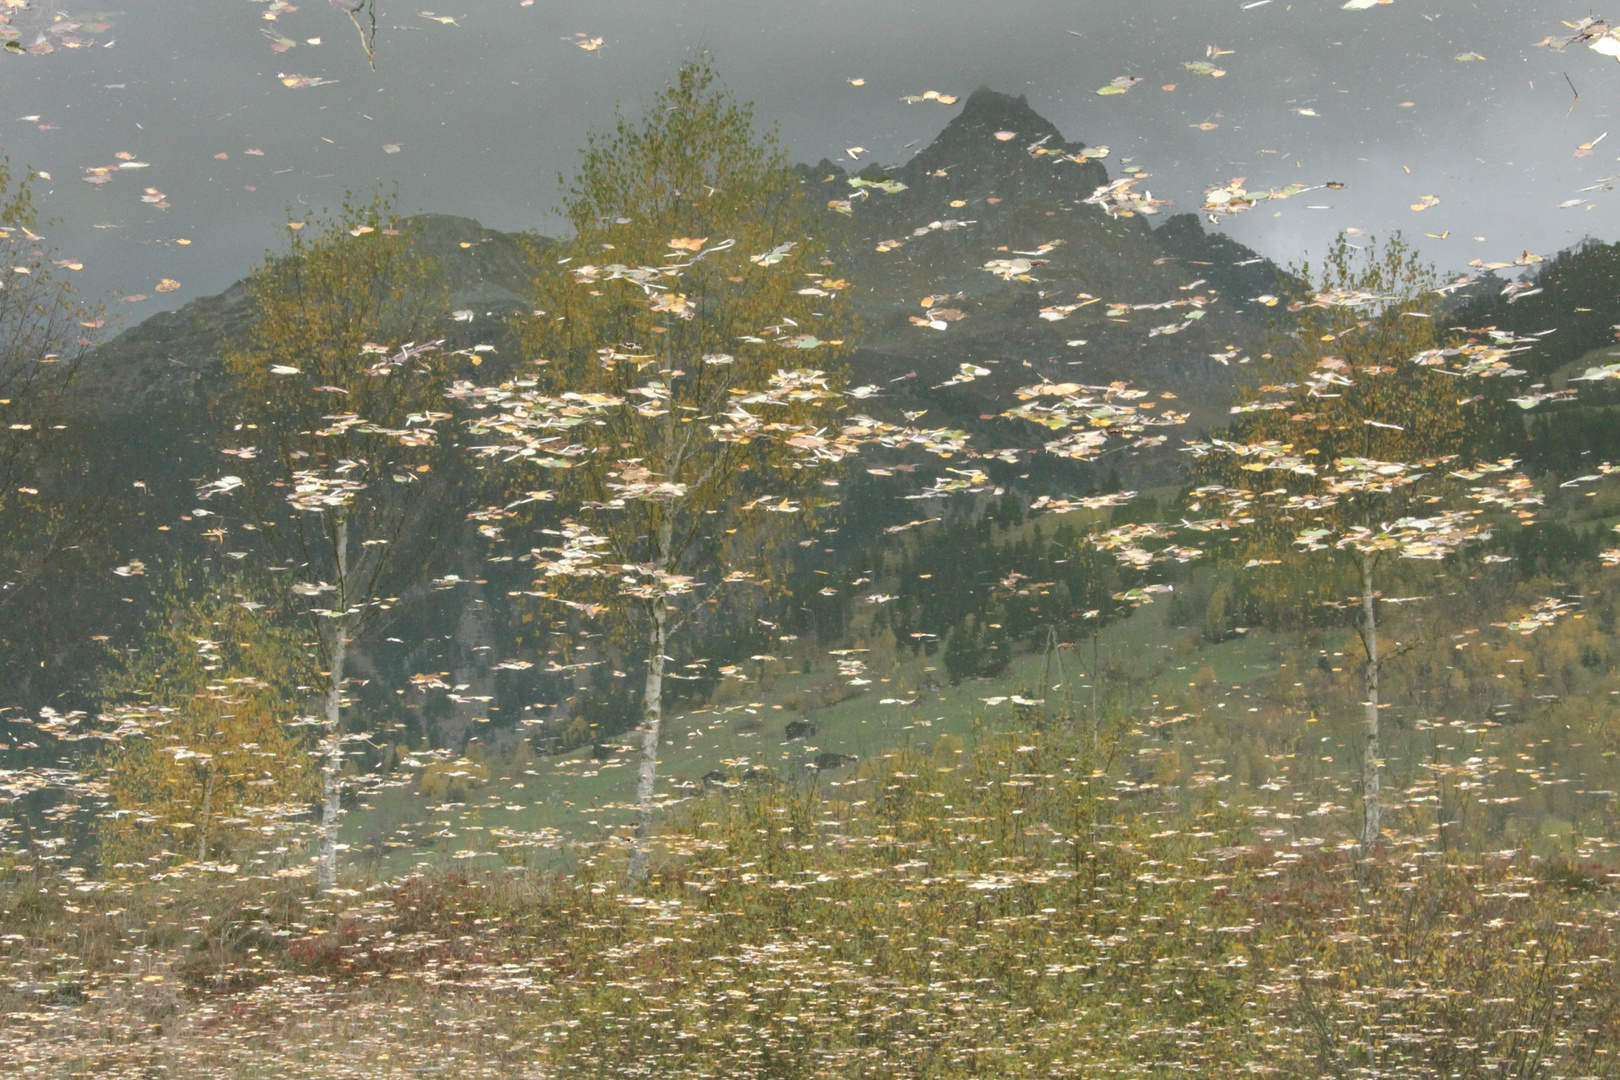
804,91,1290,428
892,87,1104,203
86,91,1288,477
915,88,1063,159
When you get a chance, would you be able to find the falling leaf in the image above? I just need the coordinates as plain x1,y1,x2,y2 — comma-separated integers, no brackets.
154,278,180,292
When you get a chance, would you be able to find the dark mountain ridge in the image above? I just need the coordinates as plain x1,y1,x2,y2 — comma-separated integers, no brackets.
84,90,1289,464
802,88,1290,415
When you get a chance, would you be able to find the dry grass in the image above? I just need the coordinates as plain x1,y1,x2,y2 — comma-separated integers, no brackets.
5,725,1619,1078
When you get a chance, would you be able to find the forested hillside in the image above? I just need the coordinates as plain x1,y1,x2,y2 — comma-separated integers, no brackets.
1,88,1288,746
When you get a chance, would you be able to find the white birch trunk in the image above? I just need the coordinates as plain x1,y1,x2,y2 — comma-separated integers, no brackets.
624,602,667,890
316,517,350,893
1359,553,1382,852
625,523,673,891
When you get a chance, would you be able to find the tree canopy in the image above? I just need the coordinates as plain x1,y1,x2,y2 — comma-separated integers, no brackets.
0,158,106,706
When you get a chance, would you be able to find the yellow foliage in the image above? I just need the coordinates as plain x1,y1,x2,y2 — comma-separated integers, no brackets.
1206,233,1478,610
503,59,859,642
94,572,317,871
419,758,489,803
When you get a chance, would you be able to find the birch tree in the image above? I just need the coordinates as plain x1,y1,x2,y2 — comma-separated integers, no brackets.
457,60,860,889
209,194,456,891
1188,234,1542,849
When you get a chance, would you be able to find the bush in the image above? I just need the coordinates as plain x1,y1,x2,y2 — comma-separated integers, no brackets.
418,757,488,803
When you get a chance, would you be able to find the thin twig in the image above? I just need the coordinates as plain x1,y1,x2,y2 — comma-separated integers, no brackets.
334,0,377,70
1565,72,1579,117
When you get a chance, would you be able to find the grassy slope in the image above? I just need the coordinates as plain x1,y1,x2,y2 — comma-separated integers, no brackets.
345,596,1304,877
349,562,1620,882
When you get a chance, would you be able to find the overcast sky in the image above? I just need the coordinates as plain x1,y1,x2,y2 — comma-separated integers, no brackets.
2,0,1615,316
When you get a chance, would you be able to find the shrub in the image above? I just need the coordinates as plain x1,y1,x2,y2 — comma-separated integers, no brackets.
418,758,488,803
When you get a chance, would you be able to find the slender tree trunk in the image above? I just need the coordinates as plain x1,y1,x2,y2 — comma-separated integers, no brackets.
1360,553,1382,852
196,761,216,863
1090,630,1100,751
316,627,348,891
625,600,668,891
317,517,350,893
625,522,674,892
